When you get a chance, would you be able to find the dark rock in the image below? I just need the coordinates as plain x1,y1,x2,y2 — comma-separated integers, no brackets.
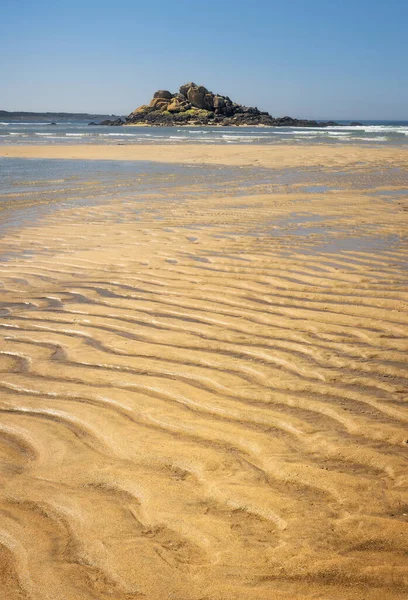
100,118,125,126
49,122,57,125
350,121,363,126
88,121,98,126
213,96,225,109
222,106,233,117
318,121,338,127
204,93,214,110
153,90,173,99
179,82,196,97
187,85,212,110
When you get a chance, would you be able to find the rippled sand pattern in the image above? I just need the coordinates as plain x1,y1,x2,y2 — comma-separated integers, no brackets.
0,156,407,600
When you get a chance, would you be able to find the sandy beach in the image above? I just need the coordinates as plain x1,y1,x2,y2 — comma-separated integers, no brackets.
0,144,407,600
2,142,408,170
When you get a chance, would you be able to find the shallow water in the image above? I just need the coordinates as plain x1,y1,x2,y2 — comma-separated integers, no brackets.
1,157,407,239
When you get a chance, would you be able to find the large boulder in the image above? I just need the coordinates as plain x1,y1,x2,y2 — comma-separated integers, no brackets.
222,106,233,117
167,98,187,113
213,95,225,109
153,90,173,99
131,104,151,114
150,97,171,110
187,85,214,110
179,82,196,97
204,93,214,110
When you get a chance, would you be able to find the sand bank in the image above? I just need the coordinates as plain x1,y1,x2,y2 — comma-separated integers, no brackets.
0,147,407,600
1,142,408,170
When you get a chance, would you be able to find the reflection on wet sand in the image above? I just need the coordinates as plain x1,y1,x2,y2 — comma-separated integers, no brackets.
0,147,407,600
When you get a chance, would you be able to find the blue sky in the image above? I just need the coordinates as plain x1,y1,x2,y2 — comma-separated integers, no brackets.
1,0,407,119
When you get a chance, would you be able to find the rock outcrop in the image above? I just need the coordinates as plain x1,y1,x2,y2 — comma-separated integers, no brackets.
124,83,342,127
99,118,125,126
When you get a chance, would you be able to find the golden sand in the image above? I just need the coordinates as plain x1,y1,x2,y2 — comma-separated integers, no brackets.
0,145,407,600
1,142,408,170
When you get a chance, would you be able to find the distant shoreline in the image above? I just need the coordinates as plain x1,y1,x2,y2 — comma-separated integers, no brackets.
0,111,124,120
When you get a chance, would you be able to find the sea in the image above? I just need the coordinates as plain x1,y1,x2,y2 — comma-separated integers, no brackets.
1,116,408,146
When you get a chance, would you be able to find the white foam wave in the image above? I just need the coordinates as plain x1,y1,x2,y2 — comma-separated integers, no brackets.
222,135,265,140
10,122,53,126
292,130,327,135
343,136,388,142
325,125,408,134
226,139,258,143
286,127,326,132
177,129,210,134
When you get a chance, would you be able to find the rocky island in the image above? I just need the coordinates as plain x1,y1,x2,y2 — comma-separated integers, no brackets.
103,82,359,127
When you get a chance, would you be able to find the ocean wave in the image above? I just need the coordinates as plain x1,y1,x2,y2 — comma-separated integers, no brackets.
363,126,406,133
325,125,408,134
178,130,210,134
8,122,55,126
292,130,328,135
287,127,326,132
224,139,261,143
222,135,266,140
342,136,388,142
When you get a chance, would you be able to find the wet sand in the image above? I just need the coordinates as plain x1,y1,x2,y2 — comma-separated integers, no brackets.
0,145,407,600
1,142,408,170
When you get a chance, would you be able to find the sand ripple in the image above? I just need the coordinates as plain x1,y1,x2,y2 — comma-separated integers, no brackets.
0,156,407,600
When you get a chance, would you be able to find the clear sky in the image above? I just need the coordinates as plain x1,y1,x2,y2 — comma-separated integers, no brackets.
1,0,407,119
